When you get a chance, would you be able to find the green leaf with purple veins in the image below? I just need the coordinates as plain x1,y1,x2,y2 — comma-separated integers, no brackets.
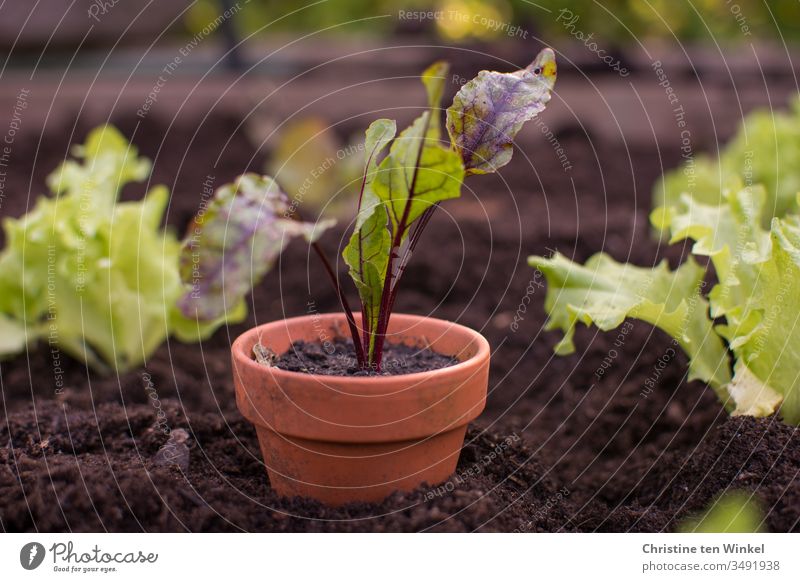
178,173,334,320
447,48,556,175
373,112,465,232
343,119,395,358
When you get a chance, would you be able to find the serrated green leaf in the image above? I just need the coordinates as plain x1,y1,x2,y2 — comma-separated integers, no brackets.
653,186,771,322
47,125,151,226
716,217,800,423
655,97,800,225
0,126,243,373
529,252,732,397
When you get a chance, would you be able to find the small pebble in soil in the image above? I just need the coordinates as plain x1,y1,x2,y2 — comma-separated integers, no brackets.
267,338,459,376
253,343,279,367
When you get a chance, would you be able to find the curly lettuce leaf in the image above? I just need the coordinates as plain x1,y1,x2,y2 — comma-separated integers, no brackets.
716,217,800,423
655,97,800,225
528,252,732,397
47,125,151,225
652,185,771,323
447,48,556,175
652,184,792,418
178,173,334,321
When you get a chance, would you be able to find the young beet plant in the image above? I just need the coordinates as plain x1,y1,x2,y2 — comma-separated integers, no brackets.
181,49,557,372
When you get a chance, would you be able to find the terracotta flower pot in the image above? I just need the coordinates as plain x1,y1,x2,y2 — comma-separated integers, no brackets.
231,313,490,506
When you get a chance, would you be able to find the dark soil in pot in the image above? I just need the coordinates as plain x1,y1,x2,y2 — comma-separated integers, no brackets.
2,70,799,531
270,339,458,376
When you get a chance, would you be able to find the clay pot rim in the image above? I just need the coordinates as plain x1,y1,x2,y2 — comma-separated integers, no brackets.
231,312,490,391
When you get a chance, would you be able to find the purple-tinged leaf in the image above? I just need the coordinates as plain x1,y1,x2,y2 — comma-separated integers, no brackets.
178,173,334,320
447,48,556,175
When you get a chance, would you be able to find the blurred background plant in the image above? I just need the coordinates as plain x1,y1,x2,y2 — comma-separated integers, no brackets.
262,117,364,220
184,0,800,43
679,491,766,533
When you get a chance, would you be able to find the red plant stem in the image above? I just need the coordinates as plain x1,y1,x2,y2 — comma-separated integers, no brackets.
372,117,432,370
386,203,438,315
311,241,365,366
290,206,365,366
372,241,400,370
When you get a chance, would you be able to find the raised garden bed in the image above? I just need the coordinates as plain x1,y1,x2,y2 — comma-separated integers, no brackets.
2,102,797,531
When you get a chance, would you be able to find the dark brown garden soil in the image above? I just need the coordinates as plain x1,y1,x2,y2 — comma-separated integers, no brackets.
272,339,458,376
2,77,799,531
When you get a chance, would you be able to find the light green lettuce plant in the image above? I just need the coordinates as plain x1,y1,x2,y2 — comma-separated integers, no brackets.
531,182,800,424
655,97,800,225
0,125,243,373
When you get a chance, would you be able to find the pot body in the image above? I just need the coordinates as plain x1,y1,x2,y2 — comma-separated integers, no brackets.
231,313,490,506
